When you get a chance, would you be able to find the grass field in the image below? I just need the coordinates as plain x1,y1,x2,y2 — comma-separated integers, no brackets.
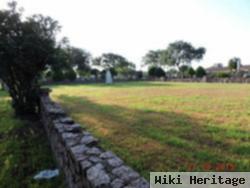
51,82,250,178
0,90,65,188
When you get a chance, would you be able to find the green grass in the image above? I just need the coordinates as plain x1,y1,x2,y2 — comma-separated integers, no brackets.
0,90,65,188
50,82,250,178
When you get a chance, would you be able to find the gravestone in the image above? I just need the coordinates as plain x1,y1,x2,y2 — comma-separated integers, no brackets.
105,69,113,84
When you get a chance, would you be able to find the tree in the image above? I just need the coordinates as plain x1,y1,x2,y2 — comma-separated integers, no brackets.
93,53,126,69
142,50,163,67
93,53,136,77
69,47,91,74
166,68,178,78
0,2,60,116
179,65,189,78
148,66,165,78
187,67,195,77
196,66,206,78
52,70,64,81
228,57,241,71
47,46,73,81
161,40,206,69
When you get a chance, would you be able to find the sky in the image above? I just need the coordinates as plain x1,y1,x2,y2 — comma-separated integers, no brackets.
1,0,250,69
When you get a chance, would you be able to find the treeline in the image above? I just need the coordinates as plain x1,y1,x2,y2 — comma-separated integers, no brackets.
43,40,207,82
143,40,206,78
44,39,243,81
43,45,144,82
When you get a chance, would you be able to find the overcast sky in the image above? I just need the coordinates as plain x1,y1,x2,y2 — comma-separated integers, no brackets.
1,0,250,69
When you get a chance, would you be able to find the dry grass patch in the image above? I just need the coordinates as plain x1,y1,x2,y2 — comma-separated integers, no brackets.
51,82,250,179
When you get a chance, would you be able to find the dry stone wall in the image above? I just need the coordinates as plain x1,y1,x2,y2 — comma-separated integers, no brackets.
40,91,149,188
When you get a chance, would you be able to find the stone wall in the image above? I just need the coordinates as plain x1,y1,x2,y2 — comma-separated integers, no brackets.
40,91,149,188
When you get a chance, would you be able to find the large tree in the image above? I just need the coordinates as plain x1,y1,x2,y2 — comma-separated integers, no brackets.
0,2,60,116
46,44,90,81
93,53,135,77
48,47,77,81
161,40,206,69
142,50,163,67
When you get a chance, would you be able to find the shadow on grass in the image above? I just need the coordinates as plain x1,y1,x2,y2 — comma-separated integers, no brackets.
55,95,250,176
44,81,173,89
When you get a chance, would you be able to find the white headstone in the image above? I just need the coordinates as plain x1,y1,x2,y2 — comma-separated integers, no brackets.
105,69,113,84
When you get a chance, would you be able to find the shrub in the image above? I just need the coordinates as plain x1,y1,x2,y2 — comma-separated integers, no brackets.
196,66,206,78
148,66,165,78
187,67,195,77
214,72,231,78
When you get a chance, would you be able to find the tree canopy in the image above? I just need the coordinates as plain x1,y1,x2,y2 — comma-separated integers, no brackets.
142,50,163,67
69,47,91,73
196,66,206,78
161,40,206,69
148,66,165,78
93,53,135,77
0,1,60,116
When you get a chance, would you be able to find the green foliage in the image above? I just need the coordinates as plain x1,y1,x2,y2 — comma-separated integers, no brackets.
161,40,206,69
228,57,241,71
65,68,76,81
214,72,231,78
110,68,118,77
148,66,157,77
179,65,189,73
48,45,90,81
93,53,136,77
90,68,100,78
148,66,165,78
166,68,178,78
179,65,189,77
52,70,65,81
196,66,206,78
187,67,196,77
0,2,60,116
0,91,65,187
142,50,163,66
69,47,91,73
